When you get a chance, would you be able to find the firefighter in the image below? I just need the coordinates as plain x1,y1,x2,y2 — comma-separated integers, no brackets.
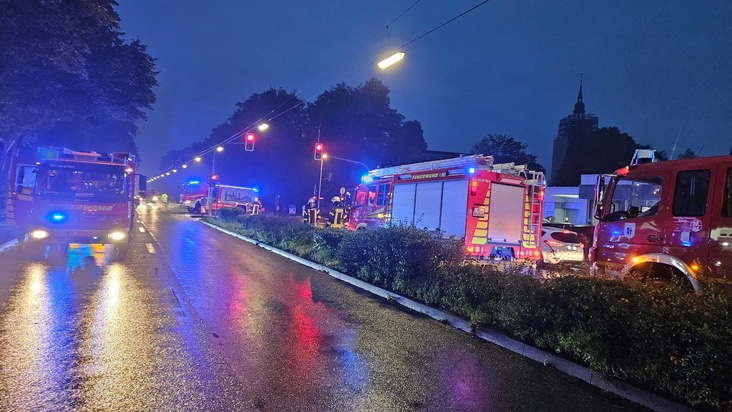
251,198,263,215
327,196,346,228
160,193,169,210
303,196,318,225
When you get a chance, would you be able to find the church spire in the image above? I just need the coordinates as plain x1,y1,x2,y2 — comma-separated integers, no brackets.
573,74,585,116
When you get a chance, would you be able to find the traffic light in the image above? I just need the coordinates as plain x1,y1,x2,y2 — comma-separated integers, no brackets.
208,174,220,185
314,143,323,160
244,133,255,151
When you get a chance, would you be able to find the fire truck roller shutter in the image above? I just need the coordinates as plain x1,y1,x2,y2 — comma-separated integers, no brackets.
440,180,469,238
487,183,525,244
391,183,417,225
413,181,442,230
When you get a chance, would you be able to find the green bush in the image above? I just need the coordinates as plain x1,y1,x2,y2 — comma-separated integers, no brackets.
217,207,247,222
203,216,732,410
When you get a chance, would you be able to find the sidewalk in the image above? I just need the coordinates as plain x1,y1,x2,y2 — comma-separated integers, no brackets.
0,223,18,252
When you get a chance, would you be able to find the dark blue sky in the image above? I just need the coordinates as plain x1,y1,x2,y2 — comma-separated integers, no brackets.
117,1,731,177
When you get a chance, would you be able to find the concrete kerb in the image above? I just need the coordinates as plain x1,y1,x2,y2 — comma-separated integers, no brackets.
201,219,691,412
0,238,18,253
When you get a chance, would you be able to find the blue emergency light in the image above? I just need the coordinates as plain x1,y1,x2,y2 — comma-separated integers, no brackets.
46,211,68,223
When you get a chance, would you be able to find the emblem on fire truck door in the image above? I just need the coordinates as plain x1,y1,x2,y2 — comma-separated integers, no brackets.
624,222,636,238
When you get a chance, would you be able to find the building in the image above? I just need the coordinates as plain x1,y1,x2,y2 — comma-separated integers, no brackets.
550,78,599,185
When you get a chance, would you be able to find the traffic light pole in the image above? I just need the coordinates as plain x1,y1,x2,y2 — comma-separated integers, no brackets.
208,152,217,216
317,155,324,212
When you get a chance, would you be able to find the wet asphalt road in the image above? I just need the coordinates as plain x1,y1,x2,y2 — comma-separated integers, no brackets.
0,206,647,411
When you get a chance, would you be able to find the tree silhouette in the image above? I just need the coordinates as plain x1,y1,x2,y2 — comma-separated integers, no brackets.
469,134,544,172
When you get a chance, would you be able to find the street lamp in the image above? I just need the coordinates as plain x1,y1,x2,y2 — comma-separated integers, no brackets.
378,51,405,69
326,155,371,174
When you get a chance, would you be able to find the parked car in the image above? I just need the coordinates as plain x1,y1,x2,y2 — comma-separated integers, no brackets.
541,227,584,264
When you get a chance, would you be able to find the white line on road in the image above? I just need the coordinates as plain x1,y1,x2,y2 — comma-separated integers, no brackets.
146,243,156,254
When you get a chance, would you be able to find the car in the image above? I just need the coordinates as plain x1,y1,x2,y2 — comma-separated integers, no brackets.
541,226,584,264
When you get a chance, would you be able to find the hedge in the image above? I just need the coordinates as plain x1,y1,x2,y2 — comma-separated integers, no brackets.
208,210,732,411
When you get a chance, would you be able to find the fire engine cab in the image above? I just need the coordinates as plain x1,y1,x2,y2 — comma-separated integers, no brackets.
348,155,545,261
8,147,139,261
590,150,732,290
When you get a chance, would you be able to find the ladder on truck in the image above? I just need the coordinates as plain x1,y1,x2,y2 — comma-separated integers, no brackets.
368,155,495,178
522,170,545,249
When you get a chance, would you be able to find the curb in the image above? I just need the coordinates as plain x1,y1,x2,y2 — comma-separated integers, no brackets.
200,220,693,412
0,238,18,253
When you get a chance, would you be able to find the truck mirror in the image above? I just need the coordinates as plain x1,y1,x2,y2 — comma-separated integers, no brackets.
593,174,607,220
15,184,23,194
138,175,147,195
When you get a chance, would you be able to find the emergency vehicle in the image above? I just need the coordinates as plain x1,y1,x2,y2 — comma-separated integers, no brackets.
180,179,258,214
179,179,210,213
590,150,732,290
7,147,140,261
347,155,546,261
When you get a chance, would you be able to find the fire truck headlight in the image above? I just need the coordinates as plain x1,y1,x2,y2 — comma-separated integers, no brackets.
31,230,50,239
108,231,127,241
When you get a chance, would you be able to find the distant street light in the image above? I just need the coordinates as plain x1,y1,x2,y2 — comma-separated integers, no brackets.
378,51,405,69
257,123,269,131
327,155,370,174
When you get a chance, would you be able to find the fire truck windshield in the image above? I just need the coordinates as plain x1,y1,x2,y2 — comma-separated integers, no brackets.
36,163,129,201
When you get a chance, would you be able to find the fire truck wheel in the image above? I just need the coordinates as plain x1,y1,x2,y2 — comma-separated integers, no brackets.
22,242,47,260
112,243,129,261
47,243,69,265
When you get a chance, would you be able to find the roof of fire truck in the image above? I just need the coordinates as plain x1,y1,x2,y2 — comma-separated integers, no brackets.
617,149,732,176
37,147,135,168
366,154,534,179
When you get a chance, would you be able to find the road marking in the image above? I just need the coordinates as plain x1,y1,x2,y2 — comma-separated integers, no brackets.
146,243,156,254
138,227,146,233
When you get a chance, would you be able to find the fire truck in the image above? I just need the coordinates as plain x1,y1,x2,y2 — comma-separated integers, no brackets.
180,179,258,214
347,155,546,261
7,147,141,261
590,150,732,290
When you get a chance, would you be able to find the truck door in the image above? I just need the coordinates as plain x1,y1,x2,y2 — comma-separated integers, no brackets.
706,164,732,280
594,173,667,269
7,164,36,231
666,169,712,276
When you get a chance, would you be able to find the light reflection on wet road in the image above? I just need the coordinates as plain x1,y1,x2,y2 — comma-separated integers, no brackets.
0,207,647,411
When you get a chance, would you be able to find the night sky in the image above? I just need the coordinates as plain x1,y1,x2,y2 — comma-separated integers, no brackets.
116,0,732,178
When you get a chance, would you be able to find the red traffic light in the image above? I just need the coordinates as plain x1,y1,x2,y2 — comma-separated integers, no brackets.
210,174,219,180
245,133,255,151
314,143,324,160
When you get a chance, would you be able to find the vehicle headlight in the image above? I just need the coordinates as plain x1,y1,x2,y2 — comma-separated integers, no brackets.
31,230,50,239
108,231,127,241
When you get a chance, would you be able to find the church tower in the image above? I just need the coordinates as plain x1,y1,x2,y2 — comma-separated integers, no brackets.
550,76,599,185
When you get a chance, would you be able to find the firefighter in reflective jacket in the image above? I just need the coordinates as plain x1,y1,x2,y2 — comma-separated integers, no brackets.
303,196,318,225
250,198,263,215
327,196,346,228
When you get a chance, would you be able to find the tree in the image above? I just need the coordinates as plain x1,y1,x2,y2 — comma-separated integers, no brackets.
160,79,425,208
676,148,697,159
469,134,544,172
0,0,157,210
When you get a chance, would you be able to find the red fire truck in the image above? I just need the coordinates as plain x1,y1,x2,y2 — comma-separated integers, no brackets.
347,155,546,261
7,147,141,261
180,179,258,214
590,150,732,290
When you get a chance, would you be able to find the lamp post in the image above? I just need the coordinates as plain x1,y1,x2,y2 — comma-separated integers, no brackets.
207,146,224,216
